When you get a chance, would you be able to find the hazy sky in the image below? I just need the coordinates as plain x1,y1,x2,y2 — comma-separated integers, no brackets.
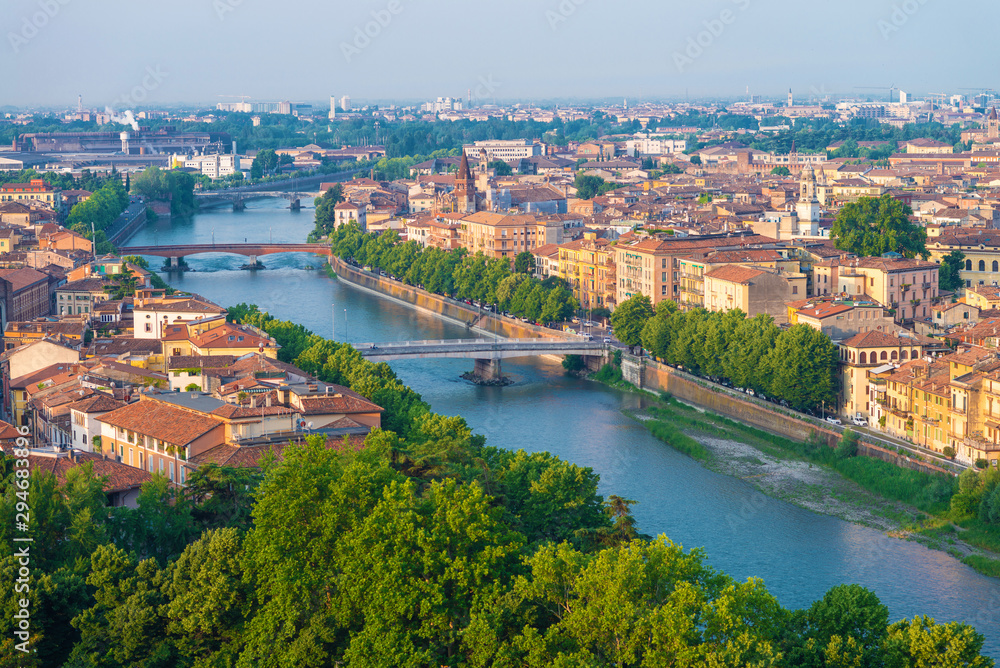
1,0,994,108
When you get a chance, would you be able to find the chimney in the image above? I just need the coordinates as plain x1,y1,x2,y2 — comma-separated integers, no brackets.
265,394,271,407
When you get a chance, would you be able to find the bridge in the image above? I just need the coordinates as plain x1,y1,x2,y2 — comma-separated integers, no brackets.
195,190,318,211
122,243,332,267
355,338,607,381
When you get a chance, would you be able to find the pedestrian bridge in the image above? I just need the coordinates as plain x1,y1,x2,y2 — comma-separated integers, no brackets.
355,338,607,381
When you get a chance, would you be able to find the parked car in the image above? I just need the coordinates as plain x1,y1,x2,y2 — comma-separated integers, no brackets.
852,415,867,426
603,336,612,344
826,417,843,426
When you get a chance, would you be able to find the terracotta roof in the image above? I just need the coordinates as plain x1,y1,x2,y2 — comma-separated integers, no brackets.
0,446,152,494
188,323,274,350
187,434,366,469
0,267,48,292
704,264,766,284
796,303,854,319
296,393,384,416
841,331,914,349
97,400,224,447
66,393,125,414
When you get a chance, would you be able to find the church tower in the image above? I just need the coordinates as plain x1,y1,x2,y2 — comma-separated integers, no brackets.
787,88,794,108
988,107,999,140
455,152,476,214
796,163,820,234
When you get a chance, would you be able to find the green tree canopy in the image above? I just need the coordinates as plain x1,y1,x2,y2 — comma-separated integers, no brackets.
831,194,928,259
939,250,966,292
611,294,654,348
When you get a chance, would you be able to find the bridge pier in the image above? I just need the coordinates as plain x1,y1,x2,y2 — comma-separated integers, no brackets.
169,256,179,268
289,198,301,210
232,197,245,211
470,358,507,385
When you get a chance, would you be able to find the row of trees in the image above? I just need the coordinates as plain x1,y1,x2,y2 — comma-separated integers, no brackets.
612,296,839,412
328,225,579,325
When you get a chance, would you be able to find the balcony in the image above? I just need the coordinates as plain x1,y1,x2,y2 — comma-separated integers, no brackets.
682,288,704,297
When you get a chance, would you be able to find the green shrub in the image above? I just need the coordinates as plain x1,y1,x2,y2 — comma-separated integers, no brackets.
646,419,712,462
593,364,623,384
562,354,585,373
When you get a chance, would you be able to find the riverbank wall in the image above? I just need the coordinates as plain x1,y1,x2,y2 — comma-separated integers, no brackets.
626,355,954,477
329,257,580,342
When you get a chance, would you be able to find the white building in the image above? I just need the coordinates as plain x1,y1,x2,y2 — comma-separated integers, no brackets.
133,293,227,340
181,154,239,179
626,137,688,156
69,394,124,452
462,139,545,161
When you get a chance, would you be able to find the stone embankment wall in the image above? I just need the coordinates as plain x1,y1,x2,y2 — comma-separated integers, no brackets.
628,356,953,477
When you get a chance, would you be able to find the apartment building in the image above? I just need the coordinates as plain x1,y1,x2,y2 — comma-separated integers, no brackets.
458,212,563,260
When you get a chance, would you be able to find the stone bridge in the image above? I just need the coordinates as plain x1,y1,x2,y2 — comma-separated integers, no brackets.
355,338,607,381
195,190,318,211
121,243,332,267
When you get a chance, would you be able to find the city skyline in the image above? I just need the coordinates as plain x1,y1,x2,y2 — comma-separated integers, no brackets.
3,0,994,108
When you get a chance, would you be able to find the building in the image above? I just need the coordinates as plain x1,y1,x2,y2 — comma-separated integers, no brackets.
703,265,806,324
0,267,52,327
813,256,940,323
557,233,616,310
98,394,226,484
458,212,563,260
614,234,777,307
68,393,125,452
56,278,109,316
133,291,227,340
462,139,544,162
4,320,86,350
180,153,239,179
333,202,367,231
0,179,62,211
789,299,896,340
839,331,923,420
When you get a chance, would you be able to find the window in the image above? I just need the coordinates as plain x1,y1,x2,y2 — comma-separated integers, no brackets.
980,260,987,272
792,286,798,295
860,352,867,364
966,260,973,271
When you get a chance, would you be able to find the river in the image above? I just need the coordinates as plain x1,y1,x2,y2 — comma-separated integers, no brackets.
125,197,1000,657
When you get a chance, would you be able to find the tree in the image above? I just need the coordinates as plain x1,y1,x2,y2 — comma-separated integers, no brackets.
770,166,791,176
882,616,991,668
251,149,279,178
103,266,139,300
488,159,513,176
831,194,929,259
574,174,616,200
514,251,535,275
611,294,654,348
312,185,345,240
939,250,966,292
765,325,839,411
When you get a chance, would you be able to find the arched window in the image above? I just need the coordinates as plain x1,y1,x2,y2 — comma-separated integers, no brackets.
980,260,986,272
901,350,908,360
891,350,898,361
881,351,888,361
992,261,998,272
860,352,867,364
967,260,973,271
